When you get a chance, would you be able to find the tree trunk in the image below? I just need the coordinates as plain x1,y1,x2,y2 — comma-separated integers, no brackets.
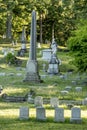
40,13,43,44
6,12,12,39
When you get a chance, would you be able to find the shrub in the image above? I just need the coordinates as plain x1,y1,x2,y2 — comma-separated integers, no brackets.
67,20,87,72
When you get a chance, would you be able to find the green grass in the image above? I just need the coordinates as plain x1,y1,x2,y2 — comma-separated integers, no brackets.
0,43,87,130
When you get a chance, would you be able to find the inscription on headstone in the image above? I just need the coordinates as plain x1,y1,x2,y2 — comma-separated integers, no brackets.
54,107,65,122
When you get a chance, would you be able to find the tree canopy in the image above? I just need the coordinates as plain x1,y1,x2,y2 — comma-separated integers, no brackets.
0,0,87,45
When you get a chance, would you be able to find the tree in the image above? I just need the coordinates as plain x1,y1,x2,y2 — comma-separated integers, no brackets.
67,20,87,71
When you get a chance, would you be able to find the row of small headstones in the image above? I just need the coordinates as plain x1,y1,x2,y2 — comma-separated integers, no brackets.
28,96,87,106
19,106,82,123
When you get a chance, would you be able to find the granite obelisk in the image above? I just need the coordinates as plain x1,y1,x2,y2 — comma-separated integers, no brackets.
24,10,41,83
21,26,27,52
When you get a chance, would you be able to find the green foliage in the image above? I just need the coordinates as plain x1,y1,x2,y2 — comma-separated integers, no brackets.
67,20,87,71
5,53,16,65
1,0,87,45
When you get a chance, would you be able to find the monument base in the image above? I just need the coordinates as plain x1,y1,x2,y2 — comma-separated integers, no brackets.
70,118,82,124
23,60,41,83
47,64,59,75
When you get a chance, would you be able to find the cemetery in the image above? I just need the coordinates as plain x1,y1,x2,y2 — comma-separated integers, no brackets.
0,1,87,130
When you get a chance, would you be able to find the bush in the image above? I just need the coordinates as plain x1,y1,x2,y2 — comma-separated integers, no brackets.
5,53,22,66
67,20,87,72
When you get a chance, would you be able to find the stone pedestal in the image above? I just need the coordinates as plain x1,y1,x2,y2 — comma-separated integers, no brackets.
47,53,59,74
24,60,41,83
48,64,59,74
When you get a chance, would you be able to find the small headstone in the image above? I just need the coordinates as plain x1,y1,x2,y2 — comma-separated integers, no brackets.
42,49,52,60
54,107,65,122
60,90,69,96
19,106,29,120
50,97,59,107
75,87,82,92
70,107,82,123
36,107,46,121
27,95,34,104
82,98,87,105
37,43,41,48
0,73,6,76
72,80,77,85
34,96,43,107
65,86,72,91
16,73,22,76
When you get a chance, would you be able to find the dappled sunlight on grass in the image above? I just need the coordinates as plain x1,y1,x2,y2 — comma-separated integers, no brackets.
41,44,50,48
0,64,9,69
0,109,19,118
48,85,54,88
3,87,27,95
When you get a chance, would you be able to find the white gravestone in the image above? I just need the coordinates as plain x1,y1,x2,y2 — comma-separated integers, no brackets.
42,49,52,60
50,97,59,108
19,107,29,120
36,107,46,121
54,107,65,122
34,96,43,107
70,107,82,123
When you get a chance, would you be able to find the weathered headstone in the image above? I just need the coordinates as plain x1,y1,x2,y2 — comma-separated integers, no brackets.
27,95,34,103
60,90,69,96
19,106,29,120
82,98,87,105
75,87,82,92
24,10,41,83
50,97,59,108
36,107,46,121
70,107,82,123
34,96,43,107
54,107,65,122
65,86,72,91
42,49,52,60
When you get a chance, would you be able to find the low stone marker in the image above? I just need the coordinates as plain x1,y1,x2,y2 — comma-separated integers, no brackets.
75,87,82,92
65,86,72,91
70,107,82,123
19,106,29,120
54,107,65,122
34,96,43,107
36,107,46,121
42,49,52,60
82,98,87,105
50,97,59,107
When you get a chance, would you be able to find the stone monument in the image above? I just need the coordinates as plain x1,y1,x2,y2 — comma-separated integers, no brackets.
17,26,27,56
47,38,60,74
24,10,41,83
54,107,65,122
70,107,82,123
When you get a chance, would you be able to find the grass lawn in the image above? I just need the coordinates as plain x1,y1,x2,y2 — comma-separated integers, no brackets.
0,43,87,130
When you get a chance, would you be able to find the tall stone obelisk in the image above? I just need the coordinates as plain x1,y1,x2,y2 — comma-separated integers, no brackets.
21,26,27,52
24,10,41,83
